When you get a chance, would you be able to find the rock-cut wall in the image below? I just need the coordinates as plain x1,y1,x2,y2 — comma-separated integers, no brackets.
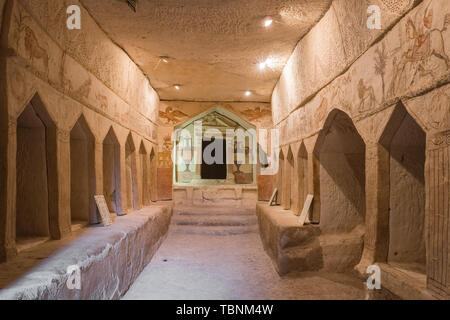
0,0,160,261
269,0,450,299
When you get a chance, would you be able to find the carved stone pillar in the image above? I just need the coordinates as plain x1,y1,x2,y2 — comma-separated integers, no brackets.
135,150,142,210
426,130,450,298
358,143,390,271
119,145,128,215
304,135,319,223
92,141,103,224
56,129,71,238
1,117,18,261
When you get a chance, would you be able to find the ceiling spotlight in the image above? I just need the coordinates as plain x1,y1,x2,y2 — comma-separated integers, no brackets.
174,85,181,90
245,91,252,97
161,57,169,64
264,18,273,28
259,61,267,70
259,57,275,71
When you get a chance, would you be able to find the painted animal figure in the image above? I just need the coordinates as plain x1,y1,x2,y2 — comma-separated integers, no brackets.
24,26,48,69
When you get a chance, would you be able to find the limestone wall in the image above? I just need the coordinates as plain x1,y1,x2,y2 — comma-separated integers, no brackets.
272,0,419,124
0,0,160,261
271,0,450,298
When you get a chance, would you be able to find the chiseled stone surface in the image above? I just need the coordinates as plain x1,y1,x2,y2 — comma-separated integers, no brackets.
257,203,364,275
123,217,366,300
0,205,172,300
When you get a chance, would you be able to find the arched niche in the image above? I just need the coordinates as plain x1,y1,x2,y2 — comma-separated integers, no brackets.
286,147,294,210
173,106,257,186
313,110,366,234
379,103,426,273
297,143,308,215
277,150,284,206
139,142,150,206
15,94,57,250
70,115,96,228
149,147,157,202
125,133,139,210
103,127,122,215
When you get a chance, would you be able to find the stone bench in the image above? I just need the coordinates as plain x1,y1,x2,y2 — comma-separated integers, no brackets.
256,203,364,275
0,205,172,300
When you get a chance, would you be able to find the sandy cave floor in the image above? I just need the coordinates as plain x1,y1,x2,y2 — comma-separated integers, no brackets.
122,228,367,300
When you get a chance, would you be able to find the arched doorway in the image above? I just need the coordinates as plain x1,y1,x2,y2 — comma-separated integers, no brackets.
70,115,96,228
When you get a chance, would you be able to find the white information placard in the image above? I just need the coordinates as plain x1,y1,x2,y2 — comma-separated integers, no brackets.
269,188,278,206
94,195,113,227
299,195,314,226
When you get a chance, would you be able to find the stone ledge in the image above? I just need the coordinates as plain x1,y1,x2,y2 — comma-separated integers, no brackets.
173,185,258,209
377,263,436,300
256,203,364,275
0,205,172,300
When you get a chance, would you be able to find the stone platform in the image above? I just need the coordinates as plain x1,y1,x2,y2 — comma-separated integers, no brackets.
0,205,172,300
256,203,364,275
173,185,258,209
171,205,258,235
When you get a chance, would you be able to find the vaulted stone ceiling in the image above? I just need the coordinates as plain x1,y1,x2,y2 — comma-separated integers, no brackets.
80,0,332,102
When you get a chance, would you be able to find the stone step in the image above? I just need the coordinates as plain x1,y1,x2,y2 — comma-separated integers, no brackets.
172,214,257,227
170,224,259,236
174,206,255,216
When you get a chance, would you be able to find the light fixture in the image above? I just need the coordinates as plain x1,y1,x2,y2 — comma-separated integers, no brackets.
160,56,170,63
259,57,275,71
245,91,252,97
174,85,181,90
259,61,267,70
264,18,273,28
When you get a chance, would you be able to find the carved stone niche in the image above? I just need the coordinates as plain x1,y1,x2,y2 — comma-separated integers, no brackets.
173,106,257,187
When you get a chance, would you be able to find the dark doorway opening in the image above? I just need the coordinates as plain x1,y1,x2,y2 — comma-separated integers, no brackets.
201,138,227,179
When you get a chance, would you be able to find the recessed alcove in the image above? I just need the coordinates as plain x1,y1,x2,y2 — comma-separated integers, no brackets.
314,110,366,234
277,150,284,206
139,142,149,206
380,104,426,274
15,96,57,252
70,116,95,229
297,143,309,214
287,148,294,210
103,127,122,215
125,134,139,211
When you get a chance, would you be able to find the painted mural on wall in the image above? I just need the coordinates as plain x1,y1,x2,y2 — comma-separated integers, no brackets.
158,101,272,128
388,5,450,98
276,0,450,146
159,107,189,125
8,1,159,144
